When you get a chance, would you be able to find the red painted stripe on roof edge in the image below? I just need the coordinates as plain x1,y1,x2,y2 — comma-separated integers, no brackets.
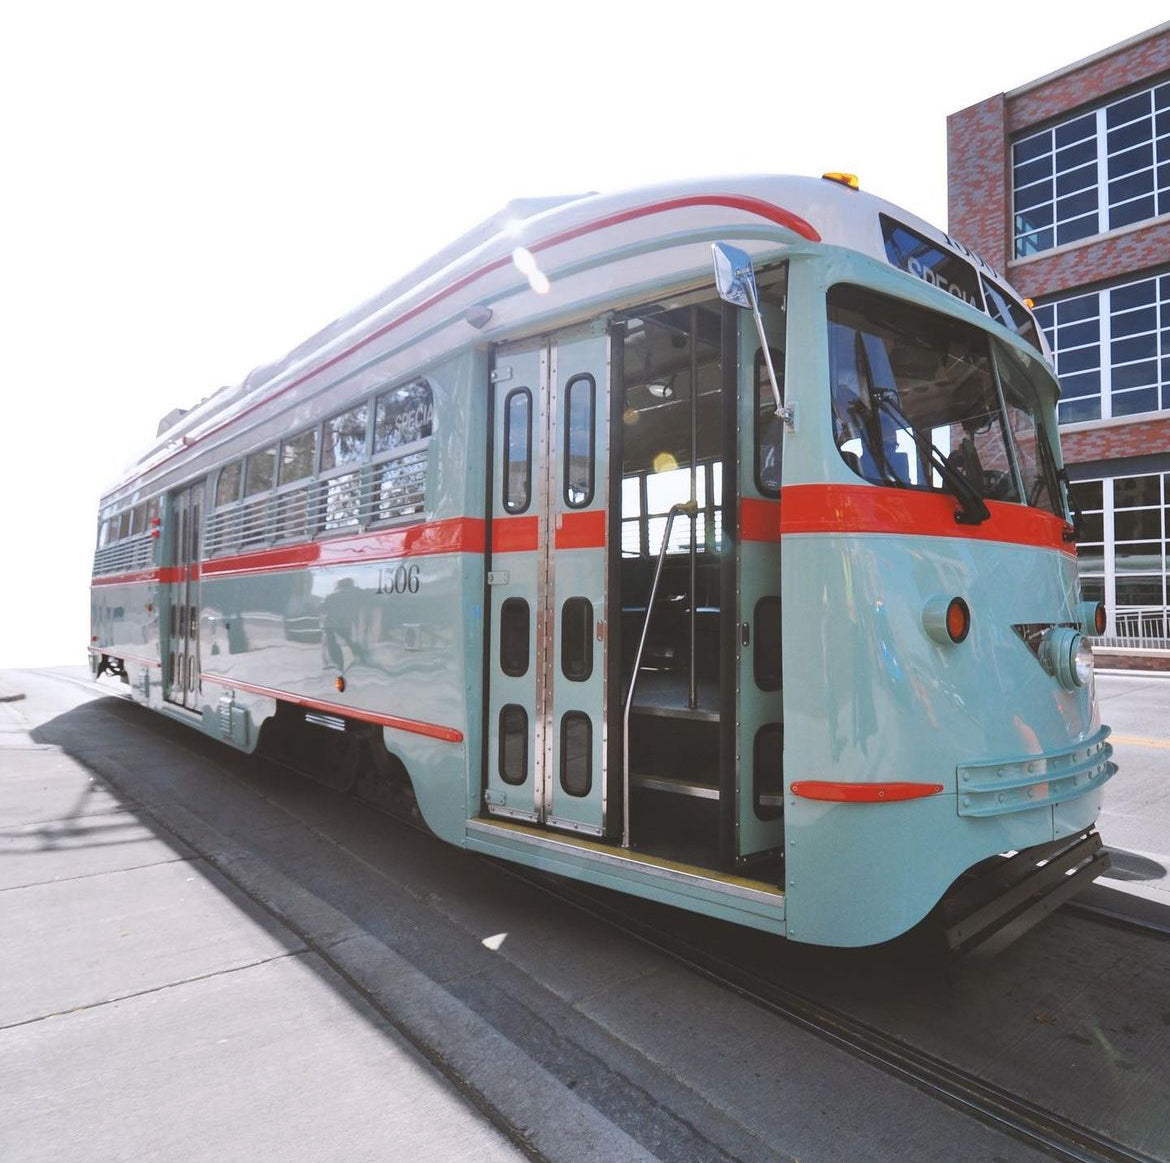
111,193,817,496
200,673,464,743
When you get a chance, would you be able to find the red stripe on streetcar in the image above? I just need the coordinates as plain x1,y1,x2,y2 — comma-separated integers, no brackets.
110,194,817,495
200,673,464,743
779,484,1075,555
555,509,606,550
791,781,945,802
740,497,780,542
493,515,540,553
201,517,484,578
91,569,160,587
529,194,821,256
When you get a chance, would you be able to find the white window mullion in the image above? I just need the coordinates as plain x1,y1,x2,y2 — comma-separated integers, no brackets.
1103,477,1117,633
1098,288,1113,421
1095,107,1110,234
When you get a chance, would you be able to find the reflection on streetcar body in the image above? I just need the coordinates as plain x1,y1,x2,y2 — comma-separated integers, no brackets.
88,174,1114,952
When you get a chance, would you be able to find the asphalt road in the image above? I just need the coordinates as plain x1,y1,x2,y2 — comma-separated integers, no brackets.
1094,670,1170,901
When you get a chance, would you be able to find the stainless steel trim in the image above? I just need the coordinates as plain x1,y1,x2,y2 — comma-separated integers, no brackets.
467,818,783,907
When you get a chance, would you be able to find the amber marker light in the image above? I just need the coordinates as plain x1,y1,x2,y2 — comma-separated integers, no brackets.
922,594,970,645
1079,600,1107,636
822,172,860,190
946,597,970,643
335,676,347,693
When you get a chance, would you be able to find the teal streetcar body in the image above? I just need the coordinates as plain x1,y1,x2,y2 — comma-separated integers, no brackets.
90,175,1115,951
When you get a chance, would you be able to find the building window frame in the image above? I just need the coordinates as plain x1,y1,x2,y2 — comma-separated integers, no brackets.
1033,269,1170,425
1069,471,1169,643
1012,79,1170,259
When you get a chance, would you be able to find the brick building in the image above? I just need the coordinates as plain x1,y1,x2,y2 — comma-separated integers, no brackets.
948,22,1170,651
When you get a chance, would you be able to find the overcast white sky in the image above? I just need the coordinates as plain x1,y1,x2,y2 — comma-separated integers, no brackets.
1,2,1166,668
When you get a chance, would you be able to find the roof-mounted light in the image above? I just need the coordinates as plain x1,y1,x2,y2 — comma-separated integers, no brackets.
822,172,860,190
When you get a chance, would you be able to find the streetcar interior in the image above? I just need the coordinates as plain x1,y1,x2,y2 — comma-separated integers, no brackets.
614,287,788,875
616,298,726,867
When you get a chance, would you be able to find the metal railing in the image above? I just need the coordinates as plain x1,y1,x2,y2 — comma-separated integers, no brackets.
622,499,697,849
92,535,154,578
1091,607,1169,652
204,443,428,559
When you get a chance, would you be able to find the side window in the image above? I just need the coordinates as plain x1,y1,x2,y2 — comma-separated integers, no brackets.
564,374,595,508
374,379,433,453
277,429,316,540
279,429,317,485
242,447,276,547
503,388,532,514
372,379,432,523
322,404,369,470
244,447,276,496
209,464,243,558
215,462,243,507
321,403,368,534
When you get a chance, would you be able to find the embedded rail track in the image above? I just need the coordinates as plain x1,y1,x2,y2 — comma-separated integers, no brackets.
496,867,1163,1163
1064,893,1170,943
40,671,1167,1163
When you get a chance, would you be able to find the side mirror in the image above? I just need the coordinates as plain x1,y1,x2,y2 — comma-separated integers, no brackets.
711,242,792,428
711,243,759,310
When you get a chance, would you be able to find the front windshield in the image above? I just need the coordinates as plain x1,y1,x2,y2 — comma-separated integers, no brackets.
828,284,1062,517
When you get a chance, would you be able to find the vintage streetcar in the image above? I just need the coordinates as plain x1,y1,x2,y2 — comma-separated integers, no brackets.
90,173,1116,953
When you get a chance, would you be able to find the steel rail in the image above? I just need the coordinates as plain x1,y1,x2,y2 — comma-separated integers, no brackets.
59,669,1165,1162
497,867,1162,1163
1063,897,1170,942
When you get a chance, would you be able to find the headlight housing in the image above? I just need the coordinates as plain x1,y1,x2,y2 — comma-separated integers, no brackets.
1039,626,1092,690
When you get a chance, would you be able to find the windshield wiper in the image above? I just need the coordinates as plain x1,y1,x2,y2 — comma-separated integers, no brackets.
870,390,990,526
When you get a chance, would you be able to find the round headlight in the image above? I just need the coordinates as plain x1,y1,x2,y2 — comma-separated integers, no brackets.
1074,639,1095,686
1040,627,1088,691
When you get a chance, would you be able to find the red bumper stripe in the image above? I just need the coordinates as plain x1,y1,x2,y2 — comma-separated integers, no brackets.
790,780,945,802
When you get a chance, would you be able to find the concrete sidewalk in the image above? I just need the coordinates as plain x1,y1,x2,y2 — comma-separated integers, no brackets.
6,668,1166,1163
0,680,528,1163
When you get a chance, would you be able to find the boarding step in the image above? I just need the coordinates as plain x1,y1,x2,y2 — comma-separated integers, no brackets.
627,671,720,722
630,771,719,800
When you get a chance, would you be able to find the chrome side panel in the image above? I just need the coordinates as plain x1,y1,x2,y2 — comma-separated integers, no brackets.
192,349,488,843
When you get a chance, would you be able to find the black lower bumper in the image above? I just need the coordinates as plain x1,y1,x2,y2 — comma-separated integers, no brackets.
941,831,1110,959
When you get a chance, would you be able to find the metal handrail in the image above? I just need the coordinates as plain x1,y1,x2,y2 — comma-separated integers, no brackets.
622,499,698,848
